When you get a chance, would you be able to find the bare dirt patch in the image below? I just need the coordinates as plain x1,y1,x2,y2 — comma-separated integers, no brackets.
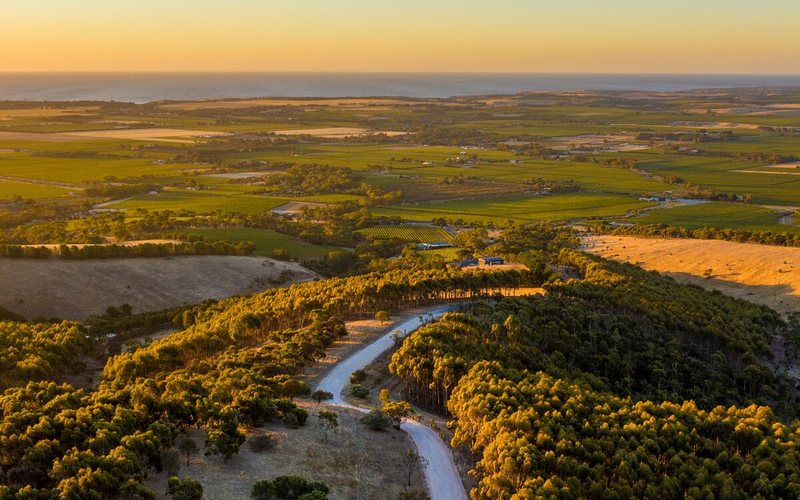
272,127,405,138
585,235,800,316
672,121,760,130
271,200,327,215
764,163,800,170
550,134,649,153
0,256,315,320
202,171,270,180
731,169,800,176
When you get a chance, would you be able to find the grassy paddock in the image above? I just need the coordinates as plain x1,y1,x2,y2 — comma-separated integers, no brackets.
373,193,656,225
183,227,341,259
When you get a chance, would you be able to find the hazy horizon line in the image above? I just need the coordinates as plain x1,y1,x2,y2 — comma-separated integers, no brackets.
2,71,800,76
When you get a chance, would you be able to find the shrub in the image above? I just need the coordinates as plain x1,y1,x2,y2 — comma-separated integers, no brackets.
397,491,430,500
162,449,181,476
298,492,328,500
350,384,369,399
349,369,367,384
167,477,203,500
251,479,277,500
284,412,299,429
248,433,278,453
274,398,296,413
288,407,308,426
360,409,390,431
273,475,329,499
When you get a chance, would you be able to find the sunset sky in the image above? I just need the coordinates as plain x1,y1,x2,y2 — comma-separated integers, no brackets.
1,0,799,73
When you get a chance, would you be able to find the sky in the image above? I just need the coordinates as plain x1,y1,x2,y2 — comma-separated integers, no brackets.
1,0,799,73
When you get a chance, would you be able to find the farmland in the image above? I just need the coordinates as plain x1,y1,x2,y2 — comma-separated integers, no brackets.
358,225,453,243
635,201,797,232
1,88,800,260
374,193,657,225
183,227,341,259
585,235,800,316
3,87,800,500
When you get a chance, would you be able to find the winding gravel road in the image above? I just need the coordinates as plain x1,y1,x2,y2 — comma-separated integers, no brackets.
316,305,468,500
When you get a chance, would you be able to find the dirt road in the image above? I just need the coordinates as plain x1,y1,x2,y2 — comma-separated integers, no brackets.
316,305,468,500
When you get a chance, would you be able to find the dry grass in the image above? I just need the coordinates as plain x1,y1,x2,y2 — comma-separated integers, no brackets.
671,121,761,129
143,409,425,500
0,128,226,144
0,107,99,118
585,235,800,316
62,128,227,143
0,256,315,320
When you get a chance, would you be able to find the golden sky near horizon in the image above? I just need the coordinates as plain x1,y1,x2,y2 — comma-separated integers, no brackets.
1,0,799,73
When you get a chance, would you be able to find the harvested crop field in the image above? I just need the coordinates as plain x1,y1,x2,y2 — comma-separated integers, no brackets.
0,256,315,320
62,128,228,142
585,235,800,315
272,127,404,138
0,128,226,143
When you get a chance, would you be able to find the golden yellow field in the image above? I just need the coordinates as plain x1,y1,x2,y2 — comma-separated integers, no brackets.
585,235,800,316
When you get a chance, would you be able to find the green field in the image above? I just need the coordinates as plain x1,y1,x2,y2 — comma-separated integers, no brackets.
635,202,799,231
2,89,800,236
0,180,77,200
419,247,462,261
374,193,657,225
0,153,180,184
109,190,291,214
184,227,342,259
358,225,453,243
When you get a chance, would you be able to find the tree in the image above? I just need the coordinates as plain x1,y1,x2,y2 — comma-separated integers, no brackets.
167,477,203,500
380,389,414,430
311,390,333,404
375,310,391,325
204,416,246,462
317,410,338,441
177,437,198,467
397,449,429,487
281,379,311,401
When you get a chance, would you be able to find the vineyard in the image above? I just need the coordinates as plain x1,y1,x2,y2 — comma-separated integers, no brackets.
359,225,454,243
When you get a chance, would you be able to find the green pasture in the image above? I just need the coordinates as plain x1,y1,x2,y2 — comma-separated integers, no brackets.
183,227,340,259
635,202,800,232
373,193,656,225
0,180,77,200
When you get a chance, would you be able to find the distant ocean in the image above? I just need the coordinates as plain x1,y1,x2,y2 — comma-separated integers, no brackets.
1,73,800,104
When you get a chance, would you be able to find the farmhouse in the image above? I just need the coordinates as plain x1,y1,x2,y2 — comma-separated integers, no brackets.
479,256,504,266
417,241,453,250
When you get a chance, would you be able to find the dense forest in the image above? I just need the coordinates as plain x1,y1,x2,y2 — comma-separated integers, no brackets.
0,267,530,498
390,251,800,497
